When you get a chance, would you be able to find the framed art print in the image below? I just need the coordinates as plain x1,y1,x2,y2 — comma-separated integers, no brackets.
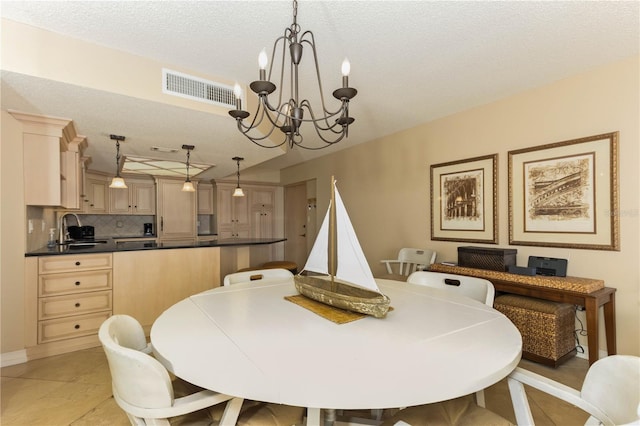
508,132,619,250
431,154,498,244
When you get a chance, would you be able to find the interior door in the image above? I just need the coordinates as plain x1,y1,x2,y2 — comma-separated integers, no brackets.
285,182,311,270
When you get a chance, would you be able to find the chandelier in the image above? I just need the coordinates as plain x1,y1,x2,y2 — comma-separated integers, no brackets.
228,0,357,150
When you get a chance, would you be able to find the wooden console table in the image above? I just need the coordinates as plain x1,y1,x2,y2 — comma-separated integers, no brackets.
430,263,616,366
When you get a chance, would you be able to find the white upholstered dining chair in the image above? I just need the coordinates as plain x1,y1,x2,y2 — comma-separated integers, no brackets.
508,355,640,426
406,271,495,408
100,315,306,426
99,315,245,425
380,248,437,277
406,271,495,306
223,268,293,286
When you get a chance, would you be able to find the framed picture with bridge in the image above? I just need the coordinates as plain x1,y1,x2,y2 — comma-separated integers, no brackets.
508,132,619,250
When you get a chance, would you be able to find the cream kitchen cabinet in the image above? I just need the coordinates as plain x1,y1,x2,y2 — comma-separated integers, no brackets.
197,183,215,214
216,183,250,238
251,187,275,239
109,179,156,215
216,183,279,239
113,247,219,329
83,175,109,213
24,253,113,359
156,178,197,241
11,111,85,209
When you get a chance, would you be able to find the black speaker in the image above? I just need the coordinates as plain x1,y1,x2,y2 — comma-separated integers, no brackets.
527,256,568,277
507,265,537,276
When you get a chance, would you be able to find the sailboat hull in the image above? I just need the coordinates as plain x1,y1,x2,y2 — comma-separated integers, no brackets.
294,275,391,318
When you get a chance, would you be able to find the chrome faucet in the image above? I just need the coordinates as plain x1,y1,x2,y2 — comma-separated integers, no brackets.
58,213,82,243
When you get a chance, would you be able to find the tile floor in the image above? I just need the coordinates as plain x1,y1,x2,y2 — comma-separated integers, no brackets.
1,347,590,425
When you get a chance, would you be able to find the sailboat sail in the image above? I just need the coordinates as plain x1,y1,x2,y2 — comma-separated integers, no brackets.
295,177,390,318
302,181,380,293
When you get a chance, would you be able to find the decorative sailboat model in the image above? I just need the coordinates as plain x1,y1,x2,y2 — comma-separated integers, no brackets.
294,177,391,318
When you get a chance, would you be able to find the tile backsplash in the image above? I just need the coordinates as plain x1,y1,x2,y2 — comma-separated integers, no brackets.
80,215,155,237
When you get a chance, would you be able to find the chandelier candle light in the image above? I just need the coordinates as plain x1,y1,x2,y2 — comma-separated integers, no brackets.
181,145,196,192
228,0,357,149
109,134,127,189
232,157,245,197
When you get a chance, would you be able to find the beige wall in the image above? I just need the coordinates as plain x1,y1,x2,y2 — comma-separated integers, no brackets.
1,35,637,360
281,56,640,356
1,111,26,354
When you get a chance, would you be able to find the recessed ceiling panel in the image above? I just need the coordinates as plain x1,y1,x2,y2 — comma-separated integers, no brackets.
122,156,213,178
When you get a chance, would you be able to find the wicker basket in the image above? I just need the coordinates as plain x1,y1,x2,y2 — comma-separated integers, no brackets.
494,294,576,367
457,246,517,272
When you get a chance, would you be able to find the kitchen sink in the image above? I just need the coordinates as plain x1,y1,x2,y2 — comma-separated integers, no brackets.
63,239,109,248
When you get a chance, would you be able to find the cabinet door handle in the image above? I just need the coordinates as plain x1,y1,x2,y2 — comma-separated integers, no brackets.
75,303,81,308
75,261,81,266
161,217,164,231
74,324,80,330
75,281,81,286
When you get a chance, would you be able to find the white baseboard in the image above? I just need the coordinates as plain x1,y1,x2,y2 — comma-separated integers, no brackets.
574,345,609,361
1,349,28,367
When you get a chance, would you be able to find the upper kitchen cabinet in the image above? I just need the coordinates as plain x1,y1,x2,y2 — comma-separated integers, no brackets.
216,182,250,238
216,182,279,239
11,111,86,209
156,178,196,241
251,187,275,239
109,178,156,215
197,182,215,215
83,173,109,214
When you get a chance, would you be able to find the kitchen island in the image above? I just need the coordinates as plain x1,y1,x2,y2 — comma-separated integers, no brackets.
24,237,286,360
26,237,286,256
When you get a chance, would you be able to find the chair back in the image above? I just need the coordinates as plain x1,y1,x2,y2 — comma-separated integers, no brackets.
223,268,293,286
581,355,640,425
396,248,437,275
99,315,175,410
407,271,495,306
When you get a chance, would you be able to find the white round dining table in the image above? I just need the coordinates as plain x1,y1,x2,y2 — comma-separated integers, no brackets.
151,278,521,419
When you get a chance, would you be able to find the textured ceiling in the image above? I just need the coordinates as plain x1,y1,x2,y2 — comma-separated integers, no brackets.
2,1,638,180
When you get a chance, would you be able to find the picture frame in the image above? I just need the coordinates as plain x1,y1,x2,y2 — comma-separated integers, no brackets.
430,154,498,244
508,132,619,251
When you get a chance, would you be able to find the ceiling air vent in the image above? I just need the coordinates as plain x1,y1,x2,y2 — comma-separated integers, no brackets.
162,69,236,108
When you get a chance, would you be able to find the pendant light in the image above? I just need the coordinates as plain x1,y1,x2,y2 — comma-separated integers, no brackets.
109,134,127,189
182,144,196,192
232,157,245,197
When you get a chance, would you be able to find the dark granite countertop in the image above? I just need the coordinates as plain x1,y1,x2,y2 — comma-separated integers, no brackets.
26,237,286,257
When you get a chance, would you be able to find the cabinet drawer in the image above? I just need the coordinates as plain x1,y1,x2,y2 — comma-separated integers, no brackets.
39,253,112,274
38,311,111,344
39,270,112,297
39,290,112,320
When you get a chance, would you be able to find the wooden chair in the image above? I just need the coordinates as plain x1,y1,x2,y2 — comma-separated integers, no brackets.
508,354,640,425
380,248,437,276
